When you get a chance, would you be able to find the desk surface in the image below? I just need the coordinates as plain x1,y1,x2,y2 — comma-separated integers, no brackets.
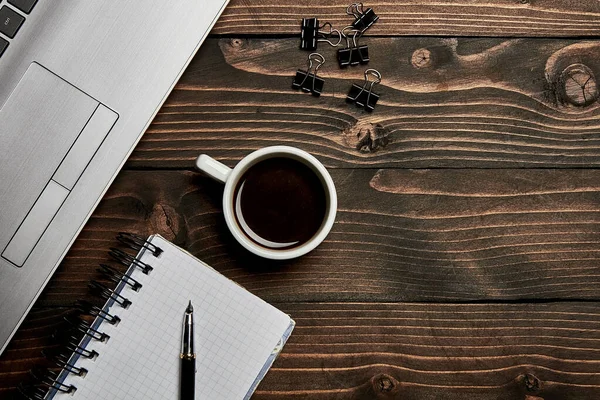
2,1,600,399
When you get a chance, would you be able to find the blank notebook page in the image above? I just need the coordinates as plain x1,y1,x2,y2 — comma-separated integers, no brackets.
57,235,292,399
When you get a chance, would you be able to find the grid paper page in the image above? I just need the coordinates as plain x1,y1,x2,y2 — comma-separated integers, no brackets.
56,235,292,399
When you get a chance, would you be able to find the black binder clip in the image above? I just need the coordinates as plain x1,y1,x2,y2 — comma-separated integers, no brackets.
346,69,382,112
300,18,342,51
292,53,326,97
337,26,369,68
347,3,379,32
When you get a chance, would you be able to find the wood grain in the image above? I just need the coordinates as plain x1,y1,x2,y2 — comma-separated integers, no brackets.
255,302,600,400
2,303,599,399
26,169,600,306
127,38,600,169
214,0,600,37
3,3,600,398
0,308,73,399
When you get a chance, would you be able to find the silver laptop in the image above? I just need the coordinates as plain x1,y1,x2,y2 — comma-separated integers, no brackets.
0,0,229,354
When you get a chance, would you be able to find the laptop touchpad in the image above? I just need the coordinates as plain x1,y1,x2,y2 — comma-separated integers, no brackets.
0,63,118,267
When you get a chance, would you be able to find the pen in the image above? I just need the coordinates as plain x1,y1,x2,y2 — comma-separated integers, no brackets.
180,300,195,400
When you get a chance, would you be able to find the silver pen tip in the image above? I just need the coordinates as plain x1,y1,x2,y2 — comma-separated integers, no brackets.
186,300,193,313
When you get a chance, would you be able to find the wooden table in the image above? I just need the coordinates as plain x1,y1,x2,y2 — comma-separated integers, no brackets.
2,1,600,399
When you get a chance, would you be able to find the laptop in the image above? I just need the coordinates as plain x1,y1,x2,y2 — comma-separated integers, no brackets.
0,0,229,354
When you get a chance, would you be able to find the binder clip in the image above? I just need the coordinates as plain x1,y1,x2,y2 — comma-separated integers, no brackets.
346,69,382,112
347,3,379,32
300,18,342,51
292,53,326,97
337,26,369,68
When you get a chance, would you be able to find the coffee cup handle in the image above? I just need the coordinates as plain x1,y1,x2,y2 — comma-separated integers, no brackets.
195,155,232,183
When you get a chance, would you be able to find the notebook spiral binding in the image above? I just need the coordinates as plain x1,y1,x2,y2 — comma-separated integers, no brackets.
19,233,163,400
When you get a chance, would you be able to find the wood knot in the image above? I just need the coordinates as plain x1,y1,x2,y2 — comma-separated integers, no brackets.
229,38,246,49
559,64,598,106
411,48,432,69
149,203,181,242
523,373,542,393
371,373,400,395
342,121,390,153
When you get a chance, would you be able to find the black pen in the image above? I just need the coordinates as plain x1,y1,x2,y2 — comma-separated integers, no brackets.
180,300,195,400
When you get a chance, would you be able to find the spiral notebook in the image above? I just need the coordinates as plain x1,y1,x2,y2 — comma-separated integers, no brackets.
46,234,295,400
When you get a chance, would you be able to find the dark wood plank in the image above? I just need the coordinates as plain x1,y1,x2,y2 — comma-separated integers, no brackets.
0,308,72,398
214,0,600,37
2,303,599,399
29,168,600,306
256,302,600,400
127,38,600,169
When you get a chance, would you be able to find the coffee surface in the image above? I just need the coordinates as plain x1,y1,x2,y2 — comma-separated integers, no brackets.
233,157,327,249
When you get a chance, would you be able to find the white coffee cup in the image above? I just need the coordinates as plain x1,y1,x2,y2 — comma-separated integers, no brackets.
195,146,337,260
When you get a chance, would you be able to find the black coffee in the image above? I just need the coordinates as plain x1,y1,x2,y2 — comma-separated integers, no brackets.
233,157,327,250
